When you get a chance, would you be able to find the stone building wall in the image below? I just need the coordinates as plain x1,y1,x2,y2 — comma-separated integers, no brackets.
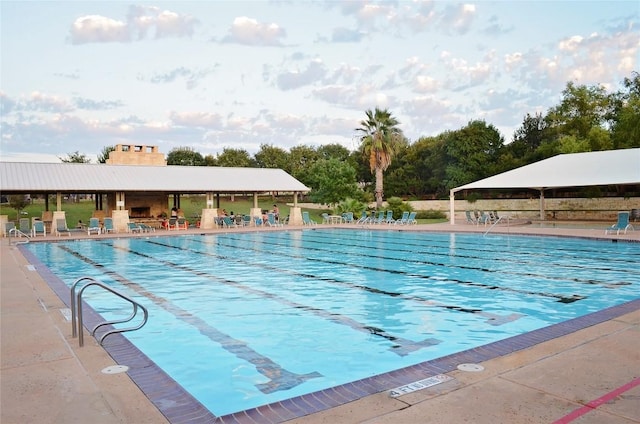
408,197,640,221
106,144,167,166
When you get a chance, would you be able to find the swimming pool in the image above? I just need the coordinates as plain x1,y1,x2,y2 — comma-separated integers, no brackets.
23,229,639,420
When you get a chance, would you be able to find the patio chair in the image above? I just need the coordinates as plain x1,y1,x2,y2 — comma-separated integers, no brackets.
127,222,143,233
302,211,316,226
356,211,369,224
5,222,16,237
342,212,354,224
465,210,477,224
373,211,385,224
266,213,282,227
87,217,101,235
32,220,46,237
475,211,491,226
407,211,417,224
605,211,634,235
176,217,188,230
19,218,30,235
103,217,116,233
385,210,395,224
222,216,237,228
394,211,410,225
138,223,155,232
55,219,71,237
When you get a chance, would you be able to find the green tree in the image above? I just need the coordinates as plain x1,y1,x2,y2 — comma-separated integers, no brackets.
216,148,255,167
444,120,505,189
544,81,613,151
8,195,30,217
203,154,218,166
306,158,360,206
254,144,289,170
355,107,404,208
97,145,116,163
166,147,205,166
59,151,90,163
288,145,320,181
611,72,640,149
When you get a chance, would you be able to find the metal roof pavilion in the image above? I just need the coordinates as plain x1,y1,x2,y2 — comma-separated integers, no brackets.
0,162,310,194
449,148,640,224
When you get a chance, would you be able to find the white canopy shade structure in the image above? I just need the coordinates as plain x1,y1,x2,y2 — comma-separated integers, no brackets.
449,148,640,224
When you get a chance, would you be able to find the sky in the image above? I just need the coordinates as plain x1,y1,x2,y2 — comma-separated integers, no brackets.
1,1,638,163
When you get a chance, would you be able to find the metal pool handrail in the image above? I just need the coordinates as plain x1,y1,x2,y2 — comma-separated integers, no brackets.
70,276,148,347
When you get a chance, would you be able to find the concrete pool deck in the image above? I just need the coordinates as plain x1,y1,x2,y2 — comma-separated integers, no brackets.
1,222,639,423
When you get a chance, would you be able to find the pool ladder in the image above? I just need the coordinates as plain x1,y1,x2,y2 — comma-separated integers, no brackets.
7,228,31,244
70,276,148,347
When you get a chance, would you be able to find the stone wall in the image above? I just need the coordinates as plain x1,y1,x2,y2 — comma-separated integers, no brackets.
408,197,640,221
106,144,167,166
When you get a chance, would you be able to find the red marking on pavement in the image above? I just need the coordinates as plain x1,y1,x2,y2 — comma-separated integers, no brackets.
553,377,640,423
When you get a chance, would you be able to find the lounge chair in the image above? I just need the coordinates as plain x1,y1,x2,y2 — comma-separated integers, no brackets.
356,211,369,224
88,217,101,235
138,223,155,232
385,210,395,224
373,211,385,224
407,211,417,224
222,216,237,228
32,220,46,237
5,222,16,237
394,211,410,225
19,218,30,235
266,213,282,227
55,219,71,237
342,212,354,224
302,211,317,225
465,210,477,224
476,211,491,226
127,222,143,233
605,211,634,235
103,217,116,233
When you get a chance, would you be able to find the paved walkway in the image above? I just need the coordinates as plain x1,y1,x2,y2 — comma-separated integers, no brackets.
1,223,639,423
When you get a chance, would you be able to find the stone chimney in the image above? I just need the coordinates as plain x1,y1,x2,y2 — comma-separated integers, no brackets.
106,144,167,166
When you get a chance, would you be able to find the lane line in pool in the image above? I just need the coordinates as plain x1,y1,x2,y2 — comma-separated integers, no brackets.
155,238,521,326
213,234,583,306
333,230,640,271
300,231,634,288
58,245,324,394
105,241,442,357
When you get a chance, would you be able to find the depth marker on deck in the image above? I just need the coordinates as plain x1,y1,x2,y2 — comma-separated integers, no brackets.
389,374,453,397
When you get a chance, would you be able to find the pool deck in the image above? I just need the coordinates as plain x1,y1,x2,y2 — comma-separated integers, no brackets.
1,222,639,423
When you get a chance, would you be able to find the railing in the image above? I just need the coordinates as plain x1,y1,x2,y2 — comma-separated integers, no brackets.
7,228,30,244
70,276,148,347
483,215,510,237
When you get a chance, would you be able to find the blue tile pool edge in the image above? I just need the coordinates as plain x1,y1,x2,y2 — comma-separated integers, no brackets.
18,244,640,424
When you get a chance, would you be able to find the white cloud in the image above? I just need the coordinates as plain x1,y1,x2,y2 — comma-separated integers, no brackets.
223,16,286,46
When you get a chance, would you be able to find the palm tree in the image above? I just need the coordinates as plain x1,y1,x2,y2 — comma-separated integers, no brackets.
355,107,403,208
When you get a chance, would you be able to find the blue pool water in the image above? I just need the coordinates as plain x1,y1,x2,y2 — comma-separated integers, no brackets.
24,229,639,417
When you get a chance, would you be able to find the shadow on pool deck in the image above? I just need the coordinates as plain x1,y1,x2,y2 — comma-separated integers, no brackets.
1,223,639,423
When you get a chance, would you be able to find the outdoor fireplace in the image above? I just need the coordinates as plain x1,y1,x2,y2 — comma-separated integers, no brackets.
130,207,151,218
